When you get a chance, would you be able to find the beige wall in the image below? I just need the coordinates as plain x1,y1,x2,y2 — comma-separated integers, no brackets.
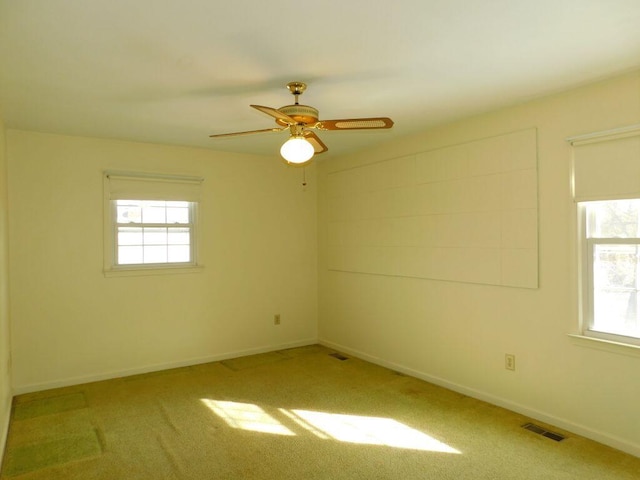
7,131,318,392
318,71,640,456
0,116,11,462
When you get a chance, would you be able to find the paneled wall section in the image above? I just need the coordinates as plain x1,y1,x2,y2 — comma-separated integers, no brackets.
327,128,538,288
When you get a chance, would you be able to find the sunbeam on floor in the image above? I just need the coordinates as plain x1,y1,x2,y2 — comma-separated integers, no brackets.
201,399,461,453
201,400,295,436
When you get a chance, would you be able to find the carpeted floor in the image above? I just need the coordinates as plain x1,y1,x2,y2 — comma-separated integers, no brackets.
1,345,639,479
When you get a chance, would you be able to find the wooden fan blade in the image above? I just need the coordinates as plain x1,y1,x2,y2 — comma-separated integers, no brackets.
209,127,285,138
317,117,394,130
304,131,328,154
250,105,297,125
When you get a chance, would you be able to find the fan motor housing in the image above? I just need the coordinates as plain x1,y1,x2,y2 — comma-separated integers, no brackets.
276,104,319,125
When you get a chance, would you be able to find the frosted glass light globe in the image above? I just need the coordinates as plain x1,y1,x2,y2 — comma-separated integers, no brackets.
280,137,314,164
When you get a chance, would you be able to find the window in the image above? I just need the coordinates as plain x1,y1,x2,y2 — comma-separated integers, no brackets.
115,200,194,265
569,123,640,349
104,172,203,275
580,199,640,346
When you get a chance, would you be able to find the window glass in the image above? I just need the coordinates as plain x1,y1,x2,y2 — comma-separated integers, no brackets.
116,203,142,224
167,206,190,224
592,243,640,337
587,200,640,238
583,199,640,344
113,200,195,267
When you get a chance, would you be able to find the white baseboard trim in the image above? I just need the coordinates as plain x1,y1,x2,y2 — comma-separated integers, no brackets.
12,338,318,396
319,339,640,459
0,399,10,470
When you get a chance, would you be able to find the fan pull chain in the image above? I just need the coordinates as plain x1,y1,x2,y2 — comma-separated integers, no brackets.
302,167,307,187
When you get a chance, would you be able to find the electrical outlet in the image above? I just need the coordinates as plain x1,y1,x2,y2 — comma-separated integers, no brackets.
505,353,516,371
274,314,281,325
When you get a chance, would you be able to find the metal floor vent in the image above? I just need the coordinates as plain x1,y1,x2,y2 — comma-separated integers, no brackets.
522,423,566,442
329,352,349,361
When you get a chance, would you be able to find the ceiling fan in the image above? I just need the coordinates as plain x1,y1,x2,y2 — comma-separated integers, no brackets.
209,81,394,165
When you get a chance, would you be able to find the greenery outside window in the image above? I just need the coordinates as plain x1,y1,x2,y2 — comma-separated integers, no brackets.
580,199,640,346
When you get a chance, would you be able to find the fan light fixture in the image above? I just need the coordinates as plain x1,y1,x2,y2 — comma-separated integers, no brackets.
209,81,394,165
280,135,314,164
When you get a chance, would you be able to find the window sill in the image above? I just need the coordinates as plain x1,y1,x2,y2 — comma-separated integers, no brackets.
104,265,204,278
567,334,640,358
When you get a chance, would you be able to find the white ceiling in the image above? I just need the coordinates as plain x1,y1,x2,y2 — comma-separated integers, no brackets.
1,0,640,159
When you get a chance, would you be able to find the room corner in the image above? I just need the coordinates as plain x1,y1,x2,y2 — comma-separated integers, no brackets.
0,113,12,468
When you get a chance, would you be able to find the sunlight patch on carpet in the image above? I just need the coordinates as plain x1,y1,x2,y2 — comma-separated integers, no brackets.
288,410,461,453
201,398,460,453
202,400,295,436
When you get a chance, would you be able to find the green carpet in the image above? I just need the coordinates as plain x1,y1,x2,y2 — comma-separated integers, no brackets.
2,404,102,477
3,431,102,477
1,345,639,479
220,350,288,371
12,393,87,421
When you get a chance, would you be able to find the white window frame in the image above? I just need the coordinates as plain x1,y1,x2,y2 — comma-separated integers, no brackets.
578,201,640,347
568,124,640,354
103,171,203,277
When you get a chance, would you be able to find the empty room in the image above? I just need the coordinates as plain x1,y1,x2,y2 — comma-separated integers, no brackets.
1,1,640,478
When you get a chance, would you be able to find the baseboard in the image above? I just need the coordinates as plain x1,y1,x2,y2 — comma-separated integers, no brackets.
0,397,10,471
12,338,317,395
319,338,640,459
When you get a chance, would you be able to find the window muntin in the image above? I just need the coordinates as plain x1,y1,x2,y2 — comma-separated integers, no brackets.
113,200,195,267
583,199,640,345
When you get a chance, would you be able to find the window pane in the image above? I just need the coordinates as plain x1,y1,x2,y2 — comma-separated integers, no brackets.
142,204,166,223
112,199,195,267
143,227,167,245
168,228,190,245
116,203,142,224
592,244,640,338
143,246,167,264
118,246,143,265
168,245,190,262
167,207,190,224
118,227,143,246
587,199,640,238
